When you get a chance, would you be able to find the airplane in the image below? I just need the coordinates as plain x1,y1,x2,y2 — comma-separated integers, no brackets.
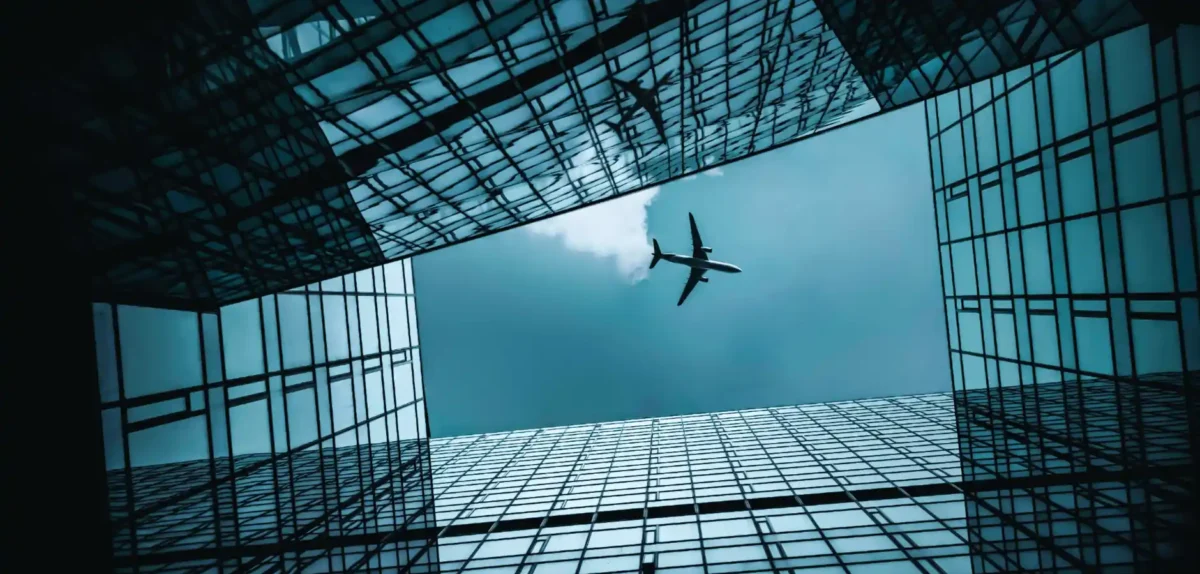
611,70,673,145
650,212,742,306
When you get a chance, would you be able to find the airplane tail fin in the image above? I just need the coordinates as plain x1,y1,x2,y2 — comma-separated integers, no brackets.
650,239,662,269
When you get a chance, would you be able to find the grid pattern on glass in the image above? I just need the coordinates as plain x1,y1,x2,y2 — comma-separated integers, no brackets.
94,259,435,572
818,0,1153,110
956,374,1196,572
106,443,438,573
925,22,1199,572
50,0,387,311
958,375,1194,482
433,492,973,574
63,0,875,310
965,479,1191,573
925,22,1199,397
252,0,873,259
428,394,961,529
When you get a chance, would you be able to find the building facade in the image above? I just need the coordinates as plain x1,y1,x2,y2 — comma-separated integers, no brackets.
427,394,972,574
927,21,1198,402
59,3,1199,572
426,379,1195,573
955,373,1195,572
926,21,1198,572
94,259,437,572
36,0,1169,309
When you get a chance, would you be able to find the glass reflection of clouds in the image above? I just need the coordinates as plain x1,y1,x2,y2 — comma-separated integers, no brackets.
251,0,873,259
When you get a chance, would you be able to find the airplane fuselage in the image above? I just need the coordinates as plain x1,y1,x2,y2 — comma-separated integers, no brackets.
661,253,742,274
650,213,739,306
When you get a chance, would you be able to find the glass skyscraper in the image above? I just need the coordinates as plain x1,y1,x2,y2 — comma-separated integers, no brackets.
94,260,437,572
29,0,1196,571
926,21,1198,573
927,22,1198,400
427,394,971,574
36,0,1167,308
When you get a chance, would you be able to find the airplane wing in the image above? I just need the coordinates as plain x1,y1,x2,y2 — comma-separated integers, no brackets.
653,70,674,91
611,77,638,96
648,107,668,145
688,212,707,259
677,268,706,306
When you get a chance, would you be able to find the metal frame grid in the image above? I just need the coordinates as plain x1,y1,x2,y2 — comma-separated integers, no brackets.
54,0,875,309
817,0,1152,110
58,0,1173,310
431,491,973,574
105,442,437,573
925,22,1199,403
246,0,872,263
956,374,1195,572
40,1,387,311
94,259,436,572
426,394,974,573
924,22,1199,572
429,394,961,527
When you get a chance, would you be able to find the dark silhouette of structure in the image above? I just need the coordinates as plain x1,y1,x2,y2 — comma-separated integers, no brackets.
612,71,675,145
43,0,1164,310
26,0,1195,571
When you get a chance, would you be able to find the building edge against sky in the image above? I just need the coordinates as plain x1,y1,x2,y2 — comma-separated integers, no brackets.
427,394,973,574
93,259,439,572
21,1,1199,571
31,0,1179,309
422,374,1193,573
927,21,1199,572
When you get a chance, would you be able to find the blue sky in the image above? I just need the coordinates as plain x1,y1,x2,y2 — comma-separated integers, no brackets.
416,105,949,437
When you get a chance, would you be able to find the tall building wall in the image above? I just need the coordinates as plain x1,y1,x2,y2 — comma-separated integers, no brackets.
818,0,1153,109
925,22,1199,571
51,0,876,309
56,4,1200,572
93,259,437,572
52,1,1174,309
426,395,976,573
926,21,1199,396
955,374,1195,572
43,0,388,310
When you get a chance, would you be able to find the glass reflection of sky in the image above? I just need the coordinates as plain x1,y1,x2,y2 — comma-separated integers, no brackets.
251,0,873,258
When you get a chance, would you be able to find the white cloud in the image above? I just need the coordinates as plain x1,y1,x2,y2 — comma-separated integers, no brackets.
526,187,662,283
700,156,724,177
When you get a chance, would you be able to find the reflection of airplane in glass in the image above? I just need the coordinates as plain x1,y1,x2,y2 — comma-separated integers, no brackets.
650,213,742,306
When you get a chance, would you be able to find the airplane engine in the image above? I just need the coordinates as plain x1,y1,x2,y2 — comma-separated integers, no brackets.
699,277,709,283
701,246,712,253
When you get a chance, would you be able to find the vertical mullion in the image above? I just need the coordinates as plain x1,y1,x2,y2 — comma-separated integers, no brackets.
303,282,336,573
1079,26,1133,560
1036,51,1095,570
256,296,287,569
111,304,140,569
315,284,347,569
214,310,242,570
1146,27,1183,569
271,293,302,567
1098,32,1153,568
196,312,225,572
1167,19,1200,530
348,272,381,566
376,266,404,569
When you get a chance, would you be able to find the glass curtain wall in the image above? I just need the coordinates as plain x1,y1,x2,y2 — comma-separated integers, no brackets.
926,22,1199,572
427,394,974,574
94,259,437,573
